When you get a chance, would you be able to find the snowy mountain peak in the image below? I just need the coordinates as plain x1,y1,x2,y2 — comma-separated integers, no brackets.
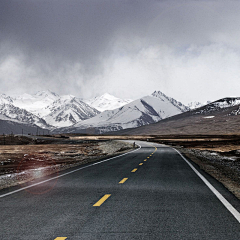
152,90,189,112
152,90,165,97
43,97,100,127
85,93,133,112
101,93,116,99
193,97,240,115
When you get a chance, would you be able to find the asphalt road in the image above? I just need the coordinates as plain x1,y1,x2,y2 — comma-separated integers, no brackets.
0,141,240,240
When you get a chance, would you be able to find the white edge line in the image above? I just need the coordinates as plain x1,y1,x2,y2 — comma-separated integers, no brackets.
173,147,240,224
0,143,141,198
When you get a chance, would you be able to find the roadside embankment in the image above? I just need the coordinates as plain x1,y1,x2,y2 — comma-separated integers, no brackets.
175,147,240,200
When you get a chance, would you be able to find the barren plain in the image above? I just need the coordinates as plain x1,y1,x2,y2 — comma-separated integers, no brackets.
0,135,134,190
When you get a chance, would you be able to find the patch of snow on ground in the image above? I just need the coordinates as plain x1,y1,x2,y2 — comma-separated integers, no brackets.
203,116,215,119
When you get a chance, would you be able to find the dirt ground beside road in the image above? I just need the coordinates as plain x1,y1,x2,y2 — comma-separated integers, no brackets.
0,140,134,190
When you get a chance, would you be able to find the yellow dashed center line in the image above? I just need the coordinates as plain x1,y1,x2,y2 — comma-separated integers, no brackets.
57,144,159,237
93,194,111,207
119,178,128,184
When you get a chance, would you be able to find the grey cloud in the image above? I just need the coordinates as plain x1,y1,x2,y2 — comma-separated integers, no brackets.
1,0,240,66
0,1,154,67
1,0,240,101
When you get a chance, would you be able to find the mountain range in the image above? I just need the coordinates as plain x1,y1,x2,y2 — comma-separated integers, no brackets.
59,91,190,134
0,91,100,130
1,90,236,135
0,90,191,134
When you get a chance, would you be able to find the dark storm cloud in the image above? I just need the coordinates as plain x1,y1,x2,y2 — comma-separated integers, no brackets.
1,0,239,62
1,0,240,101
0,0,155,70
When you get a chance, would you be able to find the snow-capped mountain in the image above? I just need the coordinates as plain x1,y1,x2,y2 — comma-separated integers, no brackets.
187,101,212,110
213,97,240,108
121,97,240,136
43,97,100,127
0,94,52,130
194,97,240,115
58,91,189,133
0,94,13,104
0,91,100,131
13,90,60,117
152,91,190,112
0,103,50,129
85,93,133,112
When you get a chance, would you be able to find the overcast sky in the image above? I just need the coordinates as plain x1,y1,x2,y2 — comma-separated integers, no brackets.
1,0,240,104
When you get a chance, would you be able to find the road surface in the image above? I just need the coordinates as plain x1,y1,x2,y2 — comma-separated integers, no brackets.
0,141,240,239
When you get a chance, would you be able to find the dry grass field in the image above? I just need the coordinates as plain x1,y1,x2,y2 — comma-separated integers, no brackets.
0,136,133,190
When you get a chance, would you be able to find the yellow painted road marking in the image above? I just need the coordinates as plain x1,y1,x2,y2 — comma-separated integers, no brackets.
93,194,111,207
147,157,150,159
139,163,143,166
131,168,138,172
54,238,67,240
144,159,147,161
119,178,128,184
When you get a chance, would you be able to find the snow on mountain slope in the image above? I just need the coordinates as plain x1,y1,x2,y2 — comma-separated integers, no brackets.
60,91,189,133
43,97,100,127
229,106,240,116
0,94,13,105
187,101,212,110
0,90,100,128
213,97,240,108
187,101,203,110
194,97,240,115
0,103,50,129
85,93,133,112
152,91,189,112
0,90,190,132
13,90,60,117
